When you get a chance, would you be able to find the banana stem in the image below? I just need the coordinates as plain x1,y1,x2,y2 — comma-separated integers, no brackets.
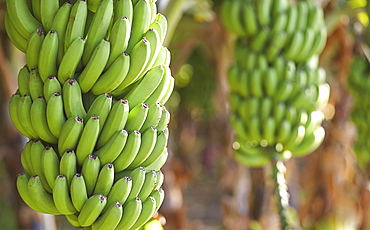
162,0,187,46
271,157,300,230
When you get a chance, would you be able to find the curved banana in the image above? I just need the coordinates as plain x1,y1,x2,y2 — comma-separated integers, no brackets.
26,27,44,69
145,147,168,172
63,79,87,119
76,115,100,165
43,76,62,102
106,16,131,69
113,0,133,26
64,0,87,52
97,99,129,148
95,129,128,165
4,11,28,53
78,194,107,227
156,105,170,132
42,146,60,189
58,37,86,84
57,115,84,155
30,96,58,144
125,103,149,132
17,173,45,213
113,130,142,172
28,68,44,101
20,141,34,176
46,92,66,138
112,38,151,96
93,163,115,196
90,52,130,95
17,66,30,96
127,126,157,170
38,30,59,82
53,175,78,215
70,173,88,212
104,176,132,213
81,155,101,196
141,103,163,132
59,149,77,185
137,170,157,201
17,94,39,138
9,93,34,138
115,197,142,229
77,39,111,93
83,0,113,65
40,0,59,31
123,65,165,108
92,202,123,230
141,128,168,167
5,0,41,39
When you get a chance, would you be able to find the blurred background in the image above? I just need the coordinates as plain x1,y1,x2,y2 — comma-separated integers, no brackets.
1,0,370,229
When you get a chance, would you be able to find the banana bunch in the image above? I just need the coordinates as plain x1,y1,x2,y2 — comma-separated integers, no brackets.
6,0,174,228
221,0,329,166
347,57,370,168
221,0,326,63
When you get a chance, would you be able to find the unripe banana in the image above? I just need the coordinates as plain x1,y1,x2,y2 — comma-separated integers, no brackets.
115,197,142,229
70,173,88,212
93,163,115,196
46,92,66,138
76,115,100,165
97,99,129,148
125,103,149,132
63,79,87,119
43,76,62,102
53,175,78,215
137,170,157,201
113,130,142,172
17,173,44,213
9,93,34,138
20,141,34,176
38,30,59,82
17,66,30,96
59,149,77,185
92,202,123,230
95,129,128,165
42,146,60,190
78,194,107,227
57,116,84,155
85,93,113,130
26,28,44,69
18,94,39,138
104,176,132,213
64,0,88,52
81,155,101,196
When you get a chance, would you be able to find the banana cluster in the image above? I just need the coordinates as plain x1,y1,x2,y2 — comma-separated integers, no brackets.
347,57,370,168
6,0,173,228
221,0,326,63
221,0,330,166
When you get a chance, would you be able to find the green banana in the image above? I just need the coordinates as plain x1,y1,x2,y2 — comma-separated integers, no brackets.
156,105,170,132
104,176,132,213
40,0,59,31
106,17,131,69
143,28,161,71
141,128,169,167
145,147,168,172
64,0,87,52
256,0,273,27
125,103,149,132
65,214,81,228
58,37,86,84
150,188,165,213
17,173,45,213
129,197,157,230
97,99,129,148
81,155,101,196
43,76,62,102
126,166,146,202
93,163,115,196
112,38,151,96
285,6,298,34
17,94,39,138
26,28,44,69
9,93,34,138
59,149,77,185
31,0,41,22
28,68,44,101
91,52,131,95
46,92,66,138
141,103,163,132
123,65,165,108
92,202,123,230
5,0,41,39
42,146,60,189
17,66,30,96
78,194,107,227
77,39,111,93
63,79,87,119
20,141,34,176
126,0,152,52
50,2,73,65
4,11,28,52
95,129,128,165
154,13,167,43
113,130,142,172
296,0,309,31
137,170,157,201
84,93,113,130
30,96,58,144
113,0,133,27
53,175,78,215
70,173,88,212
38,30,59,82
155,170,164,189
115,197,142,229
87,0,101,12
82,0,113,66
28,175,60,215
57,115,84,155
127,126,157,170
76,115,100,165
